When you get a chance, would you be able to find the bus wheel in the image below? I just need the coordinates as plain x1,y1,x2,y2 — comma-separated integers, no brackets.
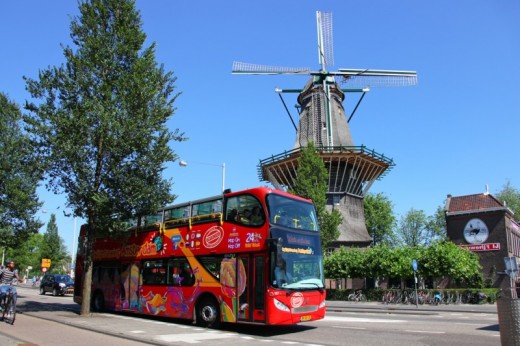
196,297,220,328
91,292,105,312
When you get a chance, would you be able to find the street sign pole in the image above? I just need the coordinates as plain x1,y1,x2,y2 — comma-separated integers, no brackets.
412,259,418,308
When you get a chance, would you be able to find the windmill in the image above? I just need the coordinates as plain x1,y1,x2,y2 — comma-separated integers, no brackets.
233,11,417,247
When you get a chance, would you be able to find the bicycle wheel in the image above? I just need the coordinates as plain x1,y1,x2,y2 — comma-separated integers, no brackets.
2,294,15,325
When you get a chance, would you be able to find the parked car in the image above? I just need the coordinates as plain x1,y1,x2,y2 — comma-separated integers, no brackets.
39,274,74,296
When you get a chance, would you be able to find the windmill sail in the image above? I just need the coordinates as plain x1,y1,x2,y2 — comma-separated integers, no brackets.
233,11,417,247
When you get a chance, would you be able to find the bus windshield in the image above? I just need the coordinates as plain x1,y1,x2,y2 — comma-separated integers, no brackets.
270,228,324,290
266,194,318,232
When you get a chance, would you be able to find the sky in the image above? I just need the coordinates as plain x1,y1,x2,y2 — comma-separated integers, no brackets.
1,1,519,257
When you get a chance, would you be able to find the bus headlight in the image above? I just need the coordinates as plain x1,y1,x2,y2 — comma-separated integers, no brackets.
274,298,290,312
319,300,326,308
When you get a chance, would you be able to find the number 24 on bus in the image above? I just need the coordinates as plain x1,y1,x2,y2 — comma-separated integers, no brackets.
73,187,326,327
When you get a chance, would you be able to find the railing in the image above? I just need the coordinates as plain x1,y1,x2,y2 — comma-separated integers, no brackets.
257,145,395,181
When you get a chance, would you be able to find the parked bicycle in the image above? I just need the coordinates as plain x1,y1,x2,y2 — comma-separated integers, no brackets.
348,290,367,302
1,286,17,325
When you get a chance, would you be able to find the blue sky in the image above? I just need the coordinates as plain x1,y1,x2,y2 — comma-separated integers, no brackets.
1,1,519,256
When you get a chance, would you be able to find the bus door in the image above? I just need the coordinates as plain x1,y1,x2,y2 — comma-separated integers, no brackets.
120,261,141,311
237,254,266,323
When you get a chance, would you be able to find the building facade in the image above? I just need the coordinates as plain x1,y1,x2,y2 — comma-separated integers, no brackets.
445,193,519,292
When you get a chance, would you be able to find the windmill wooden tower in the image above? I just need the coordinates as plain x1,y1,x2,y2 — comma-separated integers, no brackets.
232,11,417,247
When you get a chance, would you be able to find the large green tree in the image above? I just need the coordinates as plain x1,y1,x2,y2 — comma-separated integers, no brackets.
395,208,444,247
0,92,42,251
24,0,185,315
290,142,341,251
41,213,69,273
364,193,396,246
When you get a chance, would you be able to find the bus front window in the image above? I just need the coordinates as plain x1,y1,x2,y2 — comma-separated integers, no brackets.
272,252,324,290
269,230,324,290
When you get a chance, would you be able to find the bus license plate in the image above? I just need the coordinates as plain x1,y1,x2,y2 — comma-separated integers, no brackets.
300,315,312,322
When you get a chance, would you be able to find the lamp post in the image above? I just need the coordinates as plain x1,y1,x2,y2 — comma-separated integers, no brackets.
179,160,226,193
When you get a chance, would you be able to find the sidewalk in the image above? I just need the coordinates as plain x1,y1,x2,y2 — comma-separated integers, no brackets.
326,299,497,315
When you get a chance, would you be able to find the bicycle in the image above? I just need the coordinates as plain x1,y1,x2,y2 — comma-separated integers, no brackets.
1,286,17,325
348,290,367,302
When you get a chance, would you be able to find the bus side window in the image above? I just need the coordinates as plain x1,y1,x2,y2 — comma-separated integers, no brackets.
227,208,238,222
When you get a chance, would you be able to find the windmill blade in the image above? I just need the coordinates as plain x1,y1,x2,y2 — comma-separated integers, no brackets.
316,11,334,70
336,68,418,88
232,61,310,75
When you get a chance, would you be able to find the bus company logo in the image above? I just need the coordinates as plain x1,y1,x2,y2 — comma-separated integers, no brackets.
203,226,224,249
291,292,304,308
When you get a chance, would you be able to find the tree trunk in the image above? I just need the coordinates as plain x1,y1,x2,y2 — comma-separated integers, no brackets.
80,223,95,316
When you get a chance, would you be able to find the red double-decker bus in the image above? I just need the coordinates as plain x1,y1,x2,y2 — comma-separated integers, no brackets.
74,187,326,327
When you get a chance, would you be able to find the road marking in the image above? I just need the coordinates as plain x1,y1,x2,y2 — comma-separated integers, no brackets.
154,332,238,344
324,316,406,323
333,326,366,330
129,330,146,334
405,330,446,334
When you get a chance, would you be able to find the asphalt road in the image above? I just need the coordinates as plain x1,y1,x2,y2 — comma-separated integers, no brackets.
0,284,501,345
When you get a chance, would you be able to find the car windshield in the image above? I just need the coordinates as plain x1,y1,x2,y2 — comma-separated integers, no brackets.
56,275,73,283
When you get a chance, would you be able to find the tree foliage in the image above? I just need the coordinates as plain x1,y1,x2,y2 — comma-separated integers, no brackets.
324,242,482,287
290,142,341,251
395,209,432,247
0,92,43,249
496,180,520,220
41,213,69,273
11,233,45,277
23,0,185,315
425,205,448,241
364,193,396,246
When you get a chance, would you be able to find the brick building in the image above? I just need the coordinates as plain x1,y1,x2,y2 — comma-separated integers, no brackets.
445,192,520,291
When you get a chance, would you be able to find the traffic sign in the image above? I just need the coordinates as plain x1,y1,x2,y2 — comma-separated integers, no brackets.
412,259,418,271
41,258,51,268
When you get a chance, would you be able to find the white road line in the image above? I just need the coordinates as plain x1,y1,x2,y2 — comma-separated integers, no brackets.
333,326,366,330
405,330,446,334
323,316,407,323
154,332,238,344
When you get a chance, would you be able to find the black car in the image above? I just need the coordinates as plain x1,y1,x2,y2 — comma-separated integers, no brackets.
39,274,74,296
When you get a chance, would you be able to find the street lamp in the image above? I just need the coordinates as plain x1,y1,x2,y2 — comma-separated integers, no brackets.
179,160,226,193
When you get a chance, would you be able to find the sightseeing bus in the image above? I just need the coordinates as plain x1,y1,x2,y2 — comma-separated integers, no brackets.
73,186,326,327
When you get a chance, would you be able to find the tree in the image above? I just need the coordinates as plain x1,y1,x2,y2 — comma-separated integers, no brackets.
290,142,341,251
425,205,448,241
24,0,185,315
0,92,42,250
420,241,482,287
364,193,396,246
8,232,46,280
395,209,433,247
324,247,367,279
496,180,520,220
41,213,69,273
324,242,482,288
